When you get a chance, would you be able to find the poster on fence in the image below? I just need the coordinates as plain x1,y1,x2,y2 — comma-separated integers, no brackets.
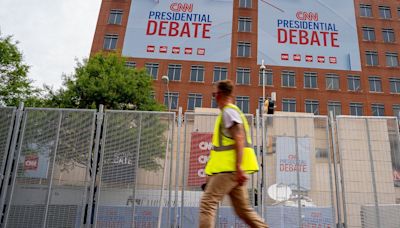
188,132,212,187
276,137,311,190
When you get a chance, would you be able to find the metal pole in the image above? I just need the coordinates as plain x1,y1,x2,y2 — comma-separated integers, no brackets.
260,60,267,219
255,109,262,215
336,117,348,227
92,112,109,228
2,105,27,228
173,107,182,228
80,110,98,227
365,119,381,228
179,112,188,228
86,105,104,228
293,117,303,228
132,113,143,228
167,112,175,228
157,113,173,228
0,104,23,225
42,111,63,228
328,112,342,228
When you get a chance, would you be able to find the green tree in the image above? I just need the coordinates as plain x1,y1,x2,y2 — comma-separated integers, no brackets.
46,52,164,111
44,52,168,173
0,33,40,106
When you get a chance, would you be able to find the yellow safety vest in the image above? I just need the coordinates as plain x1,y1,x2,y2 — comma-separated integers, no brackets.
205,104,259,175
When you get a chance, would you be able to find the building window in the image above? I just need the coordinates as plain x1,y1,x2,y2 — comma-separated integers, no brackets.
305,100,319,115
239,0,252,8
167,64,181,81
259,69,273,86
379,6,391,19
190,65,204,82
145,63,159,80
389,78,400,93
125,61,136,68
386,52,399,67
360,4,372,17
304,72,318,88
282,99,296,112
213,67,228,82
365,51,379,66
103,34,118,50
350,103,363,116
282,70,296,87
372,104,385,116
236,96,250,113
325,73,339,90
164,92,179,110
398,7,400,17
393,104,400,117
238,17,252,32
108,9,123,25
236,68,250,85
211,97,217,108
368,76,382,92
362,27,375,41
237,42,251,57
382,28,395,43
328,101,342,116
347,75,361,91
187,93,202,111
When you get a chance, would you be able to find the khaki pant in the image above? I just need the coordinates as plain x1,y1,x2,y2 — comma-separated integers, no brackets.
199,173,268,228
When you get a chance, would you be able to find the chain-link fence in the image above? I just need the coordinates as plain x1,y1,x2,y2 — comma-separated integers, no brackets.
0,106,399,228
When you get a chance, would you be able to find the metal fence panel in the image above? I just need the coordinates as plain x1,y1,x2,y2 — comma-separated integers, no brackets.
94,111,175,228
0,107,16,183
3,108,96,228
336,116,400,228
262,114,335,228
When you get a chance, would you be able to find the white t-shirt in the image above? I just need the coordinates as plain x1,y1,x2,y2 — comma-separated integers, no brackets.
221,108,243,137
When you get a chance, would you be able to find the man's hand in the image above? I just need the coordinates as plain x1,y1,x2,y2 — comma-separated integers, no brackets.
236,167,248,186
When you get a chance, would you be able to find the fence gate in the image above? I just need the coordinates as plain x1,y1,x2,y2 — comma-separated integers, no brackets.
2,108,97,228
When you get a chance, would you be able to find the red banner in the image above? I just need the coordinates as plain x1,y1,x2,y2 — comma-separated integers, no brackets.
187,132,213,187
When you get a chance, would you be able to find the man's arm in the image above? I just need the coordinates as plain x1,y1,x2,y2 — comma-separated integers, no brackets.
228,123,248,185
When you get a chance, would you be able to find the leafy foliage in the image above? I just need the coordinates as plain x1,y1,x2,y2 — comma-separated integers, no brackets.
45,52,164,111
0,33,40,106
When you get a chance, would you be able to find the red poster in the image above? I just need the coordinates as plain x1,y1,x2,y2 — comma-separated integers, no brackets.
188,132,213,187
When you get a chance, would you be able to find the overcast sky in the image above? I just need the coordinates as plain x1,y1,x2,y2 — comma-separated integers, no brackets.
0,0,102,89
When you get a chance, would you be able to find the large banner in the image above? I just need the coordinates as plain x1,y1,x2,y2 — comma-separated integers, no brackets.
188,132,212,187
276,137,311,190
258,0,361,71
123,0,233,62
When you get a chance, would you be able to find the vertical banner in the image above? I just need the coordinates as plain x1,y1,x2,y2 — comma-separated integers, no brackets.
258,0,361,71
276,137,311,190
123,0,233,62
188,132,212,187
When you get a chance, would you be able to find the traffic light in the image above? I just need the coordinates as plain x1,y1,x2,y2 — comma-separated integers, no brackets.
263,99,275,114
267,99,275,114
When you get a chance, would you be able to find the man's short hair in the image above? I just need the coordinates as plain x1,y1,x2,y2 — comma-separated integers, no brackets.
217,80,234,97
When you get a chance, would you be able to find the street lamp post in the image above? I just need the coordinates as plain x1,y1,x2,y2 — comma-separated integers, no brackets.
162,75,171,111
259,60,267,219
260,60,266,113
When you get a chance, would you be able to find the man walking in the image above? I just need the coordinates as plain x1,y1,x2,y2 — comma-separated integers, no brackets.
199,80,268,228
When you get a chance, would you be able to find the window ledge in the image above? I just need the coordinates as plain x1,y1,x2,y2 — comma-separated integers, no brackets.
369,91,384,94
390,92,400,95
304,87,319,90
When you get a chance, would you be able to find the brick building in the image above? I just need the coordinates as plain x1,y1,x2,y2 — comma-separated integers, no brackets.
91,0,400,116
